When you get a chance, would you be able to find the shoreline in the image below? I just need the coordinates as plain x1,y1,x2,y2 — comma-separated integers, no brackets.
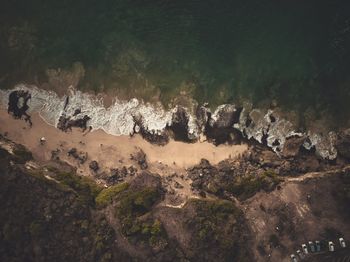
0,85,341,160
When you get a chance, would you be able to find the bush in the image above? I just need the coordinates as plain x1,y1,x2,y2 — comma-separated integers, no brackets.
116,187,160,219
95,183,129,208
227,170,282,200
54,172,103,205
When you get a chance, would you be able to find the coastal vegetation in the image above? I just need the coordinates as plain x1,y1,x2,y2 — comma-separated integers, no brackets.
95,182,129,208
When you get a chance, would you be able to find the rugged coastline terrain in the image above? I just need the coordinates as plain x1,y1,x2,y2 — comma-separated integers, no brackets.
1,87,350,262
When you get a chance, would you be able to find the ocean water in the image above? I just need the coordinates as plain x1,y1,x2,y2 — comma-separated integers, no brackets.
0,0,350,122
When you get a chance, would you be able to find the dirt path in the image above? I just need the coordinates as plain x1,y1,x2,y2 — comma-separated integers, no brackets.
286,165,350,182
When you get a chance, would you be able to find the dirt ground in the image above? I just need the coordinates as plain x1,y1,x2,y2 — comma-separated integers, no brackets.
243,171,350,262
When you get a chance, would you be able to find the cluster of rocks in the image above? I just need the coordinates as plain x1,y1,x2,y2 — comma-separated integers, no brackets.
57,112,91,132
67,148,88,164
162,172,186,196
130,149,148,170
97,166,138,186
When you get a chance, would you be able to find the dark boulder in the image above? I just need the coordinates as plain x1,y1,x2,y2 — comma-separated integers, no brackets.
132,114,169,146
205,104,242,145
89,160,99,172
7,90,32,126
57,114,91,132
168,106,194,142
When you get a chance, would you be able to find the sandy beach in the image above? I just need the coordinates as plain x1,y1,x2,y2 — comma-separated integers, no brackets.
0,109,247,175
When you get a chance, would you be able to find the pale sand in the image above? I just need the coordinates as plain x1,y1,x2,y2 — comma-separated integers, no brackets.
0,109,247,173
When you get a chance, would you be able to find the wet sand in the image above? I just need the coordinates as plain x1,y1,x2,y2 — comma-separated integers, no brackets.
0,109,247,172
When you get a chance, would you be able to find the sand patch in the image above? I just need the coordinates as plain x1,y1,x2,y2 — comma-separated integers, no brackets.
0,109,247,172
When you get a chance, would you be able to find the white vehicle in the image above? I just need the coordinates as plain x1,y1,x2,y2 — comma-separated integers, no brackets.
302,244,309,254
308,241,315,252
315,240,321,252
339,238,346,248
290,254,297,262
297,249,305,259
329,241,335,252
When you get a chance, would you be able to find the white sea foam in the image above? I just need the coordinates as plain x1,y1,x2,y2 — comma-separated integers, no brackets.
0,85,172,136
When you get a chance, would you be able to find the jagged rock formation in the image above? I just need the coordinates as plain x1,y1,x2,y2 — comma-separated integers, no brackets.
7,90,32,126
57,113,91,132
205,104,242,145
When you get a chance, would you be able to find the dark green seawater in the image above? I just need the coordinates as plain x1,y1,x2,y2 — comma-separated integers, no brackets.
1,0,350,124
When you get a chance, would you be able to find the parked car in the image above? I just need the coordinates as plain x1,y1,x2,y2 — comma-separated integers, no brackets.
290,254,298,262
339,238,346,248
308,241,315,252
297,249,305,259
329,241,335,252
315,240,321,252
302,244,309,254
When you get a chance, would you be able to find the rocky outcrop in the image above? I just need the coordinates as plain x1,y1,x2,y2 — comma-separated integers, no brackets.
282,136,306,158
7,90,32,126
168,106,196,142
132,113,169,145
205,104,242,145
57,113,91,132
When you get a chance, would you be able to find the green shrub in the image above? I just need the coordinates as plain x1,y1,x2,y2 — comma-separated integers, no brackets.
116,187,160,219
95,183,129,208
184,199,243,258
54,172,103,205
227,170,282,200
